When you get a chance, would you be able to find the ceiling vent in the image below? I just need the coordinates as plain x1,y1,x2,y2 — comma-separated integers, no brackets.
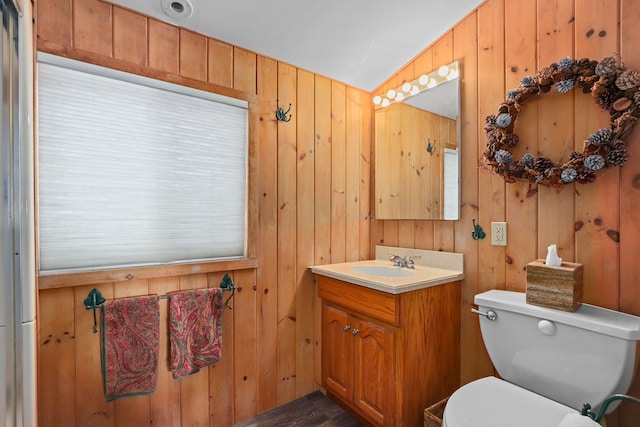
161,0,193,21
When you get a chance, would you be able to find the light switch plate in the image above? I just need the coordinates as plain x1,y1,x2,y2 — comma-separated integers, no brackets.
491,222,507,246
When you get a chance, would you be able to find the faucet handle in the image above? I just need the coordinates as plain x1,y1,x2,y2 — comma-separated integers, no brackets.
407,255,420,268
388,253,403,266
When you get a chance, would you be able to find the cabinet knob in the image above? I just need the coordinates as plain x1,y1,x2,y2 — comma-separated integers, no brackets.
352,328,359,335
343,325,351,331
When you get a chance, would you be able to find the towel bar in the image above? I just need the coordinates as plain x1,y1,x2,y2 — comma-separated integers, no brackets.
84,274,236,333
582,394,640,422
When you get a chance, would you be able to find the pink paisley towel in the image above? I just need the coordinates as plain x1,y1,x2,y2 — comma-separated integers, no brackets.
169,288,224,379
100,295,160,401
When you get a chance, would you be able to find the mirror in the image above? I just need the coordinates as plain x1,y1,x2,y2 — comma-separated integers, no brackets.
374,61,461,220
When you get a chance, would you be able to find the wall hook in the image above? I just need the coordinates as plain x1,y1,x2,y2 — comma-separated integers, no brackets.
471,219,486,240
220,273,235,309
276,99,292,122
83,288,106,333
426,139,436,155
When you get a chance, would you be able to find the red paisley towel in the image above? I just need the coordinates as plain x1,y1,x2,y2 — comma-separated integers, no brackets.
100,295,160,401
169,288,223,379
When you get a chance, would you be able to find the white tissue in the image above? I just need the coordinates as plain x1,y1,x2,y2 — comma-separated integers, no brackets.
545,244,563,267
557,413,600,427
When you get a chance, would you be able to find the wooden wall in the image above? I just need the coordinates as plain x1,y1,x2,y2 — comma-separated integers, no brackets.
33,0,640,426
375,103,457,219
33,0,371,425
372,0,640,426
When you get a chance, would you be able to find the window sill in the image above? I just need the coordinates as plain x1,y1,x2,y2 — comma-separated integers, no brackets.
38,258,258,290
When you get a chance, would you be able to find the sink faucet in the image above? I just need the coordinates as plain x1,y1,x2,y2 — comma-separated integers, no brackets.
388,254,421,269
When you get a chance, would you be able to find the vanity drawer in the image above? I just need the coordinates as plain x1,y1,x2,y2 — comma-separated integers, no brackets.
317,276,400,326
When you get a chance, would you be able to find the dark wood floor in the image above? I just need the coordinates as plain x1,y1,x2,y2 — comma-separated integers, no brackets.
232,390,363,427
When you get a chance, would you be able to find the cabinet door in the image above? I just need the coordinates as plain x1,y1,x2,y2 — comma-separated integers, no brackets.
352,317,395,426
322,304,353,401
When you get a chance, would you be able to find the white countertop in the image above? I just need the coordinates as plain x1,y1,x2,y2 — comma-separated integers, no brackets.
311,246,464,294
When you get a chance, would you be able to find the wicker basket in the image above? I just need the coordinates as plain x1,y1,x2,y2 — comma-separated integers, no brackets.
424,397,448,427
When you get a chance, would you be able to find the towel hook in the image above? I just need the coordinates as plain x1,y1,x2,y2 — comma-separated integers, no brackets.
83,288,106,333
220,274,235,310
471,219,486,240
275,99,292,122
426,138,436,155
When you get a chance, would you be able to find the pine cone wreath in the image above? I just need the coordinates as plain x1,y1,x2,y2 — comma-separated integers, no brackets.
588,128,613,147
609,138,626,150
613,111,638,135
533,156,554,173
569,151,585,162
496,113,512,128
555,79,575,93
576,168,597,184
634,91,640,108
595,56,620,76
584,154,606,171
616,70,640,90
594,89,616,110
501,133,519,148
557,56,575,71
495,149,513,164
606,148,629,166
508,161,526,178
561,168,578,183
522,153,535,168
484,54,640,187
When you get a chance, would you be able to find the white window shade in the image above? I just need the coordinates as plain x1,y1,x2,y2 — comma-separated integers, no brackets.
37,54,248,272
443,148,459,220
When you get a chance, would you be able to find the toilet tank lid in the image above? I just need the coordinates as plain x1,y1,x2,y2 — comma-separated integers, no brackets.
475,290,640,340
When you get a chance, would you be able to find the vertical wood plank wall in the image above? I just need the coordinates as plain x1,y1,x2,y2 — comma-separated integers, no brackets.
33,0,371,425
33,0,640,426
372,0,640,426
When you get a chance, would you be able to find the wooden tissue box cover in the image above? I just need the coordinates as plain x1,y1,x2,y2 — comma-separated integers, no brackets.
526,259,583,312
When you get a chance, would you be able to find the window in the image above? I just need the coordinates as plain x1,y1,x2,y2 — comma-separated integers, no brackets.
37,53,248,272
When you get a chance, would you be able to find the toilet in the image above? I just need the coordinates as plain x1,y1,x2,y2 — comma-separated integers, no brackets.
443,290,640,426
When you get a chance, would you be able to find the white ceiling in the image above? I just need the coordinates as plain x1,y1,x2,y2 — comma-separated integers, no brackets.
107,0,483,92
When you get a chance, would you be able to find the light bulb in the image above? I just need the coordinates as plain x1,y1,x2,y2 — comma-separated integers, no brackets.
373,95,382,105
447,69,459,80
387,89,396,99
438,65,449,76
410,86,420,95
395,93,404,101
381,98,390,107
418,75,429,85
402,82,412,92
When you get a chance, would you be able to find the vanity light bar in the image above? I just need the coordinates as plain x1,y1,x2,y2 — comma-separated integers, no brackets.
373,61,459,109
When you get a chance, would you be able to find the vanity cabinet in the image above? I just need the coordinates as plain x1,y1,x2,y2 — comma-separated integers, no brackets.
318,275,460,427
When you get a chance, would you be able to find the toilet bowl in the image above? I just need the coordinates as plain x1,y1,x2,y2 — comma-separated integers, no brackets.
443,290,640,427
443,377,576,426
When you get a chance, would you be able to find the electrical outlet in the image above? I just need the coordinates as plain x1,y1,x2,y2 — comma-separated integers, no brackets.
491,222,507,246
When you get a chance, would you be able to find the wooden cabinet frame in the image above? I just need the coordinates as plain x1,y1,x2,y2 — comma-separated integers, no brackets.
318,276,461,427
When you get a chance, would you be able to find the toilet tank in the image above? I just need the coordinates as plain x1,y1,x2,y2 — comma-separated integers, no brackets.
475,290,640,413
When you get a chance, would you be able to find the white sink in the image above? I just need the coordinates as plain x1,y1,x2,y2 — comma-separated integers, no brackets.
311,246,464,294
349,265,414,278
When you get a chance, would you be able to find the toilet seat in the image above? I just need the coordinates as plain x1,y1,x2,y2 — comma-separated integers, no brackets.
443,376,577,427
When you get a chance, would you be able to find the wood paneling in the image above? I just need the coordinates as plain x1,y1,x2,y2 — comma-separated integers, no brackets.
34,0,640,426
148,19,178,74
619,1,640,424
35,0,371,425
72,0,112,56
374,0,640,425
179,29,207,81
208,39,234,88
255,55,279,413
113,7,147,66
